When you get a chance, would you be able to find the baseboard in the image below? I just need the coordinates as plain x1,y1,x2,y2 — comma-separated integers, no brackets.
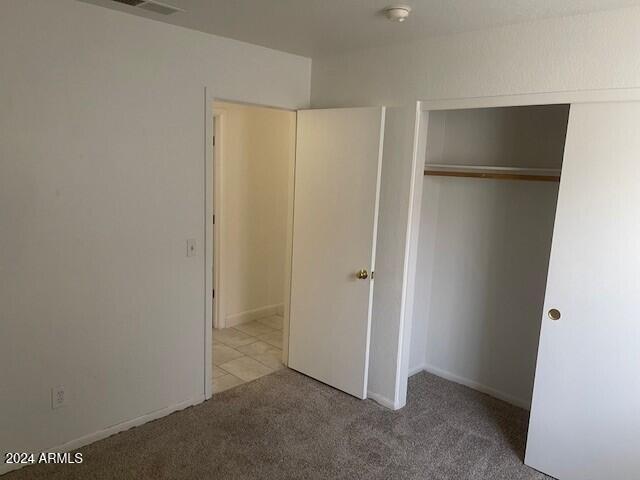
225,304,283,327
418,364,531,410
408,364,427,377
0,395,205,477
367,366,428,410
367,391,398,410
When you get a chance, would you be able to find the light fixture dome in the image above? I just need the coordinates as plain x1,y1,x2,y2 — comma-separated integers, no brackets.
383,5,411,22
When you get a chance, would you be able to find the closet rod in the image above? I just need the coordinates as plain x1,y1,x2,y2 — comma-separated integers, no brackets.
424,165,561,182
424,170,560,182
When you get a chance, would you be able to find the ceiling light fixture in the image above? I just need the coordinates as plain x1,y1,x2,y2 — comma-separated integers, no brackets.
383,5,411,23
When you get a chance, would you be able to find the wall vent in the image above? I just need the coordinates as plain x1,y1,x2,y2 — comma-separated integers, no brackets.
112,0,145,6
112,0,184,15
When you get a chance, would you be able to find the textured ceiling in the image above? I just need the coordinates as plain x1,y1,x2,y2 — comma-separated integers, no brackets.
79,0,640,57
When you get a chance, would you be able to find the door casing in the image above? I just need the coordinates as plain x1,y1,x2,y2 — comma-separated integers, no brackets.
204,90,297,398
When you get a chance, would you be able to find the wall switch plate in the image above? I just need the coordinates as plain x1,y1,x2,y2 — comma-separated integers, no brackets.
51,386,66,409
186,239,196,257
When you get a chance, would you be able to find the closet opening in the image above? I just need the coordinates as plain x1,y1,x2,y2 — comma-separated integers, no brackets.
409,103,570,410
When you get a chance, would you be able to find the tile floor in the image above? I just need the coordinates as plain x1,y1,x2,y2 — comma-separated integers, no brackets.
212,314,284,393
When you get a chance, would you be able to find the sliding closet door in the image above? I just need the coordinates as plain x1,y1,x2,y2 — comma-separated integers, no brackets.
526,102,640,480
288,107,385,399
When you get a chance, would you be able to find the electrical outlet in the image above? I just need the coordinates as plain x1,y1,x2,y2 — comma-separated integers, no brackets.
51,386,66,409
186,239,196,257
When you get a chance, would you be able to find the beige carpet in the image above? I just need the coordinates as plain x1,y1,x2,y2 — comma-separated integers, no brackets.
4,370,551,479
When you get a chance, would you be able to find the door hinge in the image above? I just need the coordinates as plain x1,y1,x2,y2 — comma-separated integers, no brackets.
212,136,215,146
212,289,215,299
212,214,215,225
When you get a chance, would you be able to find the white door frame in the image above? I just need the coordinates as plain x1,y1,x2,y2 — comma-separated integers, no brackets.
204,87,214,399
204,88,297,398
212,107,225,330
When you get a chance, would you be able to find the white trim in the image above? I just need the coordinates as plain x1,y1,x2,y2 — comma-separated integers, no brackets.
422,364,531,410
225,304,284,327
204,87,214,400
408,364,427,377
211,97,297,113
282,111,297,367
419,87,640,112
392,104,427,409
361,107,387,399
367,391,397,410
212,107,226,330
0,395,205,476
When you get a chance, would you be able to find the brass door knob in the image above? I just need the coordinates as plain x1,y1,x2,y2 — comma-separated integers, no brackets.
356,269,369,280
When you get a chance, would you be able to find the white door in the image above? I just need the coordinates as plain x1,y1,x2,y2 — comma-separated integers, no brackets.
288,107,385,399
526,102,640,480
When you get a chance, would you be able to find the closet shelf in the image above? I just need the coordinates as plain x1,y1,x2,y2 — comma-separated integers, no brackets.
424,164,561,182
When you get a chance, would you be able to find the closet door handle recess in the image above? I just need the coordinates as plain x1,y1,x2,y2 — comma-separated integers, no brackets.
548,309,561,321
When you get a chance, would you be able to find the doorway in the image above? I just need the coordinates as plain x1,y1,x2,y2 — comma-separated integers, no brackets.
204,96,388,403
210,101,296,394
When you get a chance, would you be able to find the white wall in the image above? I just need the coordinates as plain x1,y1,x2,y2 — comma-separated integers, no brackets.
215,102,295,325
311,6,640,107
0,0,309,471
426,106,569,168
415,177,559,407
